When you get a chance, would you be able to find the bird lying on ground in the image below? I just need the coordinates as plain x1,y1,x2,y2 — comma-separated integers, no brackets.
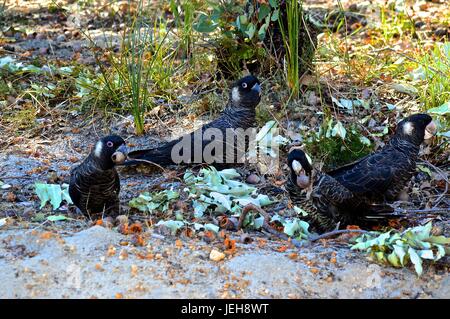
123,75,261,167
69,135,127,219
287,114,437,232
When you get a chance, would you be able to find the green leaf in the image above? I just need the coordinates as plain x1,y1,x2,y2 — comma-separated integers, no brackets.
210,192,232,211
391,83,418,96
245,23,256,39
156,220,184,235
204,223,220,233
271,9,279,21
193,14,218,33
408,247,423,276
393,244,406,265
293,206,308,216
129,190,179,213
332,121,347,140
418,249,434,260
35,183,70,210
269,0,278,8
428,101,449,115
375,251,387,263
387,251,401,267
427,235,450,245
47,215,67,222
258,4,271,22
253,216,265,229
258,23,268,41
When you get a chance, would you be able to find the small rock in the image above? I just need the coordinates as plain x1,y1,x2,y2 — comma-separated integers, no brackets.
56,34,66,43
64,30,72,37
209,249,225,262
246,173,260,184
103,217,114,228
115,215,128,225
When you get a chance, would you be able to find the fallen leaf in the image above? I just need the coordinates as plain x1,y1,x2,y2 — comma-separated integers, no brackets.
129,222,143,234
277,245,288,252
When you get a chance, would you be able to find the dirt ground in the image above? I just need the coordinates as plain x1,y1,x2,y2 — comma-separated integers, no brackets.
1,225,449,299
0,0,449,299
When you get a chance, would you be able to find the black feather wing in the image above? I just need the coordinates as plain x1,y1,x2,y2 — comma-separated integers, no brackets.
124,108,255,166
329,148,411,199
69,160,120,216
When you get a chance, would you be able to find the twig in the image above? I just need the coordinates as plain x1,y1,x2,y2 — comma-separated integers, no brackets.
0,175,34,180
309,229,371,242
122,158,168,173
151,233,166,240
394,207,450,214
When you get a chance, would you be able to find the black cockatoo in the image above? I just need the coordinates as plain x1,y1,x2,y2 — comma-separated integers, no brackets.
69,135,127,219
287,114,437,232
123,75,262,167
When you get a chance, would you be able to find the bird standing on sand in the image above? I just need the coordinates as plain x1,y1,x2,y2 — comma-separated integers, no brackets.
69,135,127,219
287,114,437,232
123,75,262,167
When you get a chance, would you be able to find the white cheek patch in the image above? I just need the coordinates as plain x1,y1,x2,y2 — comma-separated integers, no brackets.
231,87,240,104
403,122,414,135
305,152,313,166
94,141,103,158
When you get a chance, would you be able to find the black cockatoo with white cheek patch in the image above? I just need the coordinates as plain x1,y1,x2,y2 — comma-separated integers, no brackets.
69,135,127,219
122,75,262,167
287,114,437,232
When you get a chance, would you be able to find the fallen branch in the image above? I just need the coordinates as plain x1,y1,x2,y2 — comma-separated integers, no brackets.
309,229,371,242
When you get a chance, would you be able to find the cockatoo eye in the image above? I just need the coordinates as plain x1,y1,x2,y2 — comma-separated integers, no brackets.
242,82,248,89
106,141,114,147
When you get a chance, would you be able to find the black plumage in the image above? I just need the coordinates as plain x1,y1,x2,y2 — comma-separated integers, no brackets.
287,114,436,232
123,75,261,167
69,135,127,218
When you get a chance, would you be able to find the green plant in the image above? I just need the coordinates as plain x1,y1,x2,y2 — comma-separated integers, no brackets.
412,43,450,112
129,189,180,214
194,0,280,42
352,222,450,276
170,0,196,59
75,0,178,134
278,0,300,98
193,0,281,77
304,118,373,170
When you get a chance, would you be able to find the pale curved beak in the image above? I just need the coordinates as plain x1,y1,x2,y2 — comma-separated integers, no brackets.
252,83,261,95
296,174,310,188
292,160,303,175
424,121,437,140
112,144,127,164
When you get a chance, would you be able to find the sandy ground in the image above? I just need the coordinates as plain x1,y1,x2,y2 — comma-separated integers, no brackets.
0,225,449,299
